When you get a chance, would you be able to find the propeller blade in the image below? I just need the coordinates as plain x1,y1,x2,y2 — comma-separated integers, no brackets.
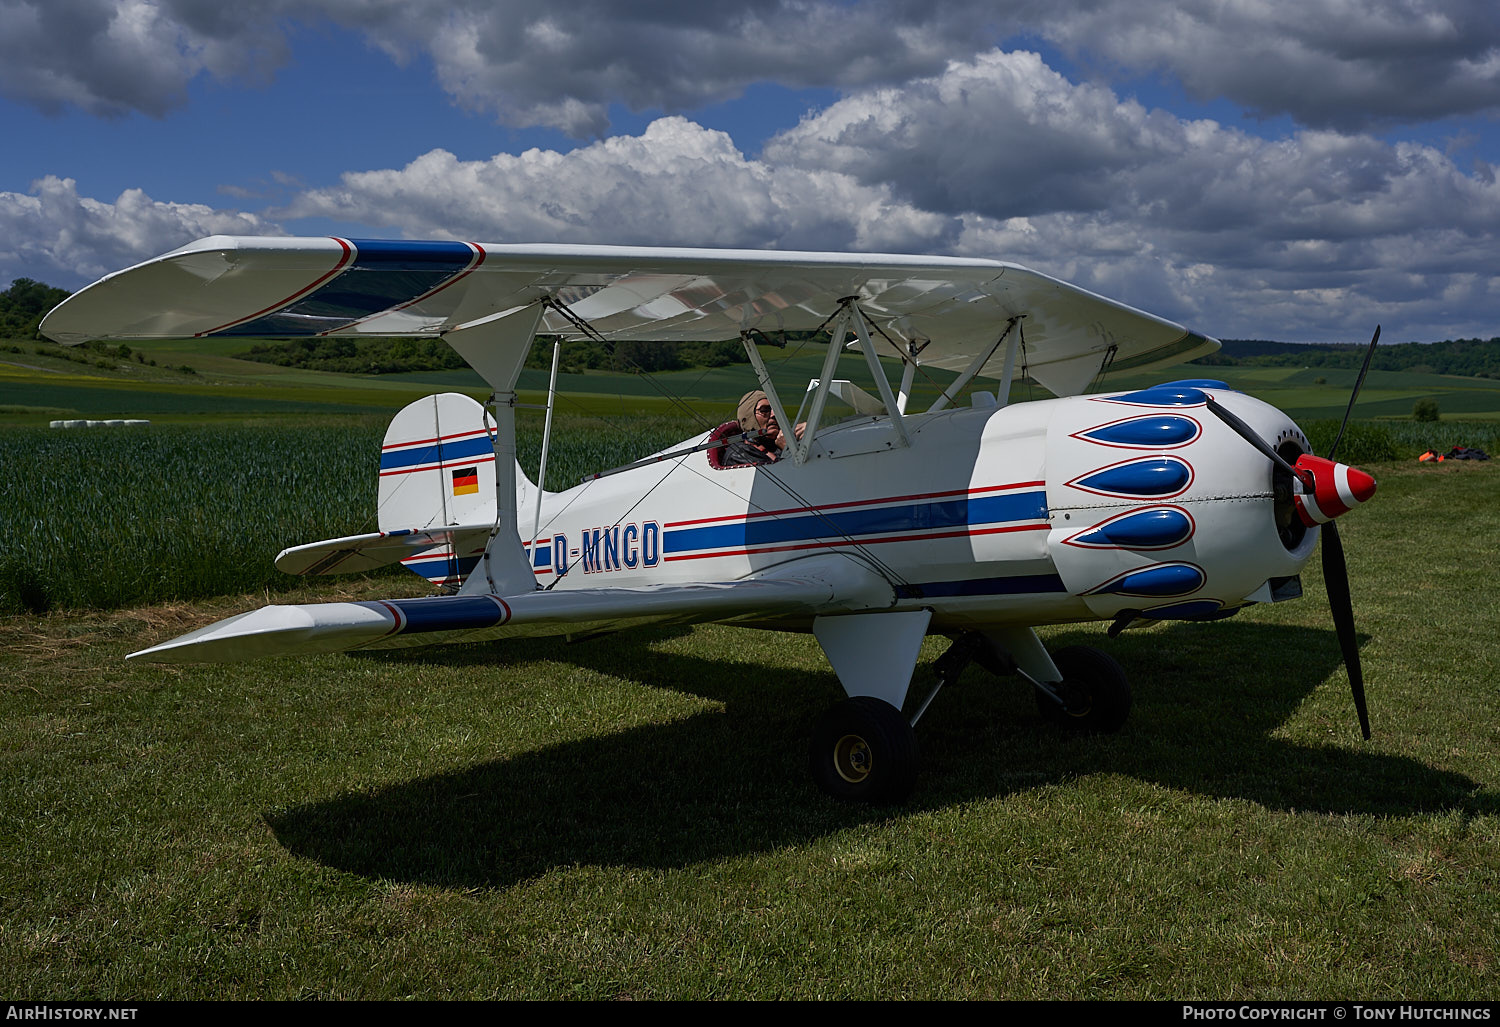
1327,325,1381,461
1204,395,1302,479
1206,380,1373,740
1319,325,1378,739
1320,520,1371,740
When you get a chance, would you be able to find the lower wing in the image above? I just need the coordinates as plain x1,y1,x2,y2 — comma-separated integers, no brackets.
128,554,895,663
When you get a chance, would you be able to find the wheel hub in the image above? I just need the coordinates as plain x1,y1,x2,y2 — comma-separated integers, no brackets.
833,733,873,783
1055,680,1093,718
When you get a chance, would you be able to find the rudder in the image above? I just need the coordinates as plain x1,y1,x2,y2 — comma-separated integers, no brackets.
379,393,499,588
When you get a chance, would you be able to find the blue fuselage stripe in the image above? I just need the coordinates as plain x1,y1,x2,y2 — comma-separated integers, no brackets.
663,490,1047,555
401,554,482,575
370,596,506,633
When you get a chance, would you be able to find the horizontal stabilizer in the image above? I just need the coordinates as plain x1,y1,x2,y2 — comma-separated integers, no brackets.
275,526,493,576
129,555,895,664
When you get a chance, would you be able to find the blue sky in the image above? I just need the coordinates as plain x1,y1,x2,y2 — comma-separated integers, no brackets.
4,1,1500,344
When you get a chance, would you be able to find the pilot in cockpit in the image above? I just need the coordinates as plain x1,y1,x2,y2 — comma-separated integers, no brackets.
719,390,805,466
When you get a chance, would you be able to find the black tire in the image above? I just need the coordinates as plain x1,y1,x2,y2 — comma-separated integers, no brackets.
809,696,919,803
1035,645,1131,734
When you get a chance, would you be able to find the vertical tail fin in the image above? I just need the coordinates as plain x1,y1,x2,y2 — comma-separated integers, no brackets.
378,393,499,588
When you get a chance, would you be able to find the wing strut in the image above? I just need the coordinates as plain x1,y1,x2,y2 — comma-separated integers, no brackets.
929,316,1021,413
791,304,854,463
440,302,548,596
994,316,1024,409
741,330,804,465
848,303,911,448
895,336,931,414
530,337,562,548
746,298,916,466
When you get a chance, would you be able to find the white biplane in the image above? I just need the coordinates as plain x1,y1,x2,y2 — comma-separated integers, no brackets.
41,237,1378,802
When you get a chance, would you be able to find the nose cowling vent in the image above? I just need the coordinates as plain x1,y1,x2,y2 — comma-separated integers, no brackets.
1072,415,1202,448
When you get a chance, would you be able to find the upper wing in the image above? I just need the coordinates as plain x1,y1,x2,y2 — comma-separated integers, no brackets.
128,553,895,663
40,236,1217,397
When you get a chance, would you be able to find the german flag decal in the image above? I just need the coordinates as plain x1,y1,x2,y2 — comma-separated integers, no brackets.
451,467,479,496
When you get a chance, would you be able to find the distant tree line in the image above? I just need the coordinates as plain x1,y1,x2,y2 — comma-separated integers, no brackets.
0,279,70,339
0,273,767,373
241,335,758,375
1195,338,1500,378
241,336,472,374
220,331,1500,380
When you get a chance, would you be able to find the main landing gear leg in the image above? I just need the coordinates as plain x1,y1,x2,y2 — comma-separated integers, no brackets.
809,610,930,803
906,631,986,727
983,627,1132,735
809,628,989,803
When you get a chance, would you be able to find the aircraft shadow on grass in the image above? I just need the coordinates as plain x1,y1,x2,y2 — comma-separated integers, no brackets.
265,621,1496,890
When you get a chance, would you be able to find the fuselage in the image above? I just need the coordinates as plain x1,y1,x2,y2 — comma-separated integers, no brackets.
514,381,1318,633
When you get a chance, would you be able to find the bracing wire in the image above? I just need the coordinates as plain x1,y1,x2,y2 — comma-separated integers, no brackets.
542,298,717,433
1085,342,1119,395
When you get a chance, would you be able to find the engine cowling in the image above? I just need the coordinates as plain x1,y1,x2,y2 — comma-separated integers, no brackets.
1043,381,1353,623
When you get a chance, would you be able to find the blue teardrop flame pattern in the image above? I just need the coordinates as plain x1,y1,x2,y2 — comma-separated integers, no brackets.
1086,562,1206,598
1099,386,1207,407
1141,599,1232,620
1076,415,1201,449
1153,379,1231,391
1067,507,1194,550
1069,457,1193,498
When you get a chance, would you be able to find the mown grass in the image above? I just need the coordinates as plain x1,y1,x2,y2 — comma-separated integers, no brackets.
1,459,1496,999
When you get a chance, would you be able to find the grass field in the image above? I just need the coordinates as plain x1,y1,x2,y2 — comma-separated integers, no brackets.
1,459,1496,999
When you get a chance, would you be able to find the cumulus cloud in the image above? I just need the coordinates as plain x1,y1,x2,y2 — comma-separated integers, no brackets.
767,50,1500,238
286,116,952,252
0,0,997,133
273,83,1500,341
0,176,278,286
765,48,1500,338
0,0,287,117
764,50,1192,220
380,0,1002,137
1033,0,1500,131
7,5,1500,342
4,1,1498,132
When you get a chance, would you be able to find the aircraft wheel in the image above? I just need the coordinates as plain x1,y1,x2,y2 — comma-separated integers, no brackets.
1035,645,1131,734
809,697,918,803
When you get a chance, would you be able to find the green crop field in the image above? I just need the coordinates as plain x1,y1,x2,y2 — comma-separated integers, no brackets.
3,334,952,424
0,415,703,615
